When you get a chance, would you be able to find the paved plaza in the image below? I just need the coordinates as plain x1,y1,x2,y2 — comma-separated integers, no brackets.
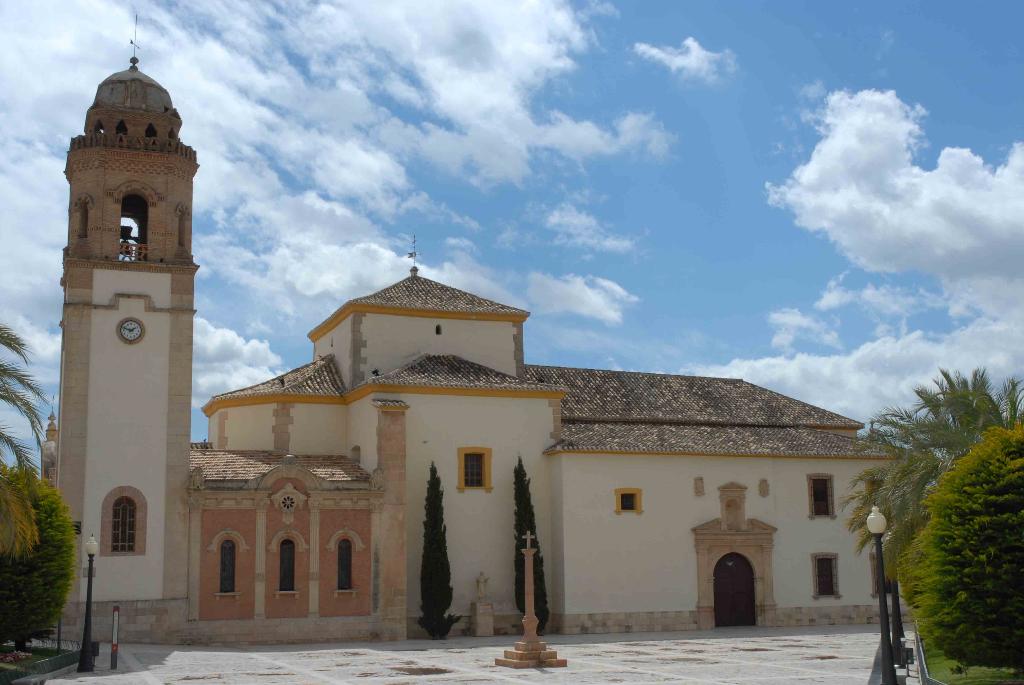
49,625,883,684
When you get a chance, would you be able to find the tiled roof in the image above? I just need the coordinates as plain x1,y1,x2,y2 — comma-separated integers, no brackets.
550,422,886,458
189,450,369,482
361,355,563,393
210,355,344,402
347,272,528,317
525,365,862,429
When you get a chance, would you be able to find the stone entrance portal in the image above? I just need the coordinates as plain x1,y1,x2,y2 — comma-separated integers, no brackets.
692,482,777,630
713,553,755,626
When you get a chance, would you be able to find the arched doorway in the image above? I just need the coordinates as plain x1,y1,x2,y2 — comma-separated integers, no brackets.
713,552,755,627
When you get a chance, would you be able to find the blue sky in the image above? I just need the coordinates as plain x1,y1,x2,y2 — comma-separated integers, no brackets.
1,0,1023,443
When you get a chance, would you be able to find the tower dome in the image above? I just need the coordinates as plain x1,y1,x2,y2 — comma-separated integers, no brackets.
92,57,178,117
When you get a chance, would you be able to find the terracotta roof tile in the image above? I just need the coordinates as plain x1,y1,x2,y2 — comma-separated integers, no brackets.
551,422,885,458
189,450,369,482
361,355,563,393
525,365,861,429
211,355,344,402
347,273,527,317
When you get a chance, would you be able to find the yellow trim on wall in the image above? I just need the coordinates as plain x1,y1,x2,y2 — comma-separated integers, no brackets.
457,447,493,492
308,303,529,342
202,385,564,417
614,487,643,514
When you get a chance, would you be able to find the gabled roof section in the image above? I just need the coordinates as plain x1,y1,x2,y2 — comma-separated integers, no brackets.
525,364,862,429
308,271,529,341
348,354,565,400
202,355,344,415
190,449,369,483
548,423,886,458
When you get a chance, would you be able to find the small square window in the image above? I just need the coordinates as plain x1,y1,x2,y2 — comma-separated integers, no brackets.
615,488,643,514
463,453,484,487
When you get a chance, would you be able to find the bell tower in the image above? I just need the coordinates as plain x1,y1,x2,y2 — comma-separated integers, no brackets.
58,56,198,613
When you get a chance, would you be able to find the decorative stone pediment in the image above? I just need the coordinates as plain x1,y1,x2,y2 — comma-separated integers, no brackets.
692,517,778,538
270,482,307,524
249,462,325,490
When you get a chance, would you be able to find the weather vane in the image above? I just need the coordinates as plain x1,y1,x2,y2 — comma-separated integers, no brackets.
407,234,418,271
130,13,141,60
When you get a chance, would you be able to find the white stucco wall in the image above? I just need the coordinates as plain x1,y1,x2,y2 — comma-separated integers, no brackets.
82,284,171,601
312,317,352,388
289,403,347,454
218,404,275,451
553,453,879,615
399,393,557,618
346,397,378,472
361,314,518,377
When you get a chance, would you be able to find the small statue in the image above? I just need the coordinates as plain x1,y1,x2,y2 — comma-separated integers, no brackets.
476,571,489,602
369,466,385,491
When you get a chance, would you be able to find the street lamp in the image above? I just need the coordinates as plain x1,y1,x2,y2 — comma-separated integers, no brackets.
867,507,897,685
77,534,98,673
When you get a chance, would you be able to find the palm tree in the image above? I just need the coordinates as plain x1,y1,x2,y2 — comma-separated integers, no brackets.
845,368,1023,569
0,323,46,557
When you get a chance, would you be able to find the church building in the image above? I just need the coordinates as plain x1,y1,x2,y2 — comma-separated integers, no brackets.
55,60,888,644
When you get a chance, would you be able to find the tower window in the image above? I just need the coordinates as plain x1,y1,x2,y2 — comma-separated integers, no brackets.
93,120,105,134
115,120,128,135
144,123,157,138
77,201,89,239
435,324,442,335
111,496,136,552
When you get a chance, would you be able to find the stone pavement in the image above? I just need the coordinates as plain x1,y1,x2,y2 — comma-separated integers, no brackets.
49,625,880,684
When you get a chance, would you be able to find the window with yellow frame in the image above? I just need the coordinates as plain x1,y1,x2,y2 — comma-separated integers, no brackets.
457,447,493,492
615,487,643,514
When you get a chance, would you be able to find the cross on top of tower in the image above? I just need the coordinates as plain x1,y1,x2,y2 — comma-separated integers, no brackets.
522,530,534,550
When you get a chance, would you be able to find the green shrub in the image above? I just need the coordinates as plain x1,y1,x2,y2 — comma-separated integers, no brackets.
913,425,1024,671
0,475,75,649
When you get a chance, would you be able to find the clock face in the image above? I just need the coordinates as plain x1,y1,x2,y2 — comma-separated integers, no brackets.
117,318,144,343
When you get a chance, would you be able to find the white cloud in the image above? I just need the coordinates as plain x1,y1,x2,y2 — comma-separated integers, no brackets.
192,317,282,408
815,275,945,318
634,37,737,83
544,203,634,253
767,89,1024,317
767,308,841,352
694,313,1024,424
526,273,638,324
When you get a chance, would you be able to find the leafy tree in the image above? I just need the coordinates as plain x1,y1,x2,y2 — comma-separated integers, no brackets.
1,323,46,557
844,368,1023,570
513,456,549,633
417,462,460,638
908,425,1024,671
0,472,75,650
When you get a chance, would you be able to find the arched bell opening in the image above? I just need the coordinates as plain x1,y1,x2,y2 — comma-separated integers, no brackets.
115,120,128,135
119,193,149,261
93,120,105,134
145,123,157,138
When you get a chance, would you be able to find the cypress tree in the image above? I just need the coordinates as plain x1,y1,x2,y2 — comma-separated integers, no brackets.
513,456,550,633
417,462,460,638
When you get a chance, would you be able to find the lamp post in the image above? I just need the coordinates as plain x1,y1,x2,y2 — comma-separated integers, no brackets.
867,507,897,685
891,578,906,667
77,534,98,673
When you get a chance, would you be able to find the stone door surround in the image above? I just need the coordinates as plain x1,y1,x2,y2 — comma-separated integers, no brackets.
692,482,777,630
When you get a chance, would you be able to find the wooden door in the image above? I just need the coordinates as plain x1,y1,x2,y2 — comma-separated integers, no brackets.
713,553,756,627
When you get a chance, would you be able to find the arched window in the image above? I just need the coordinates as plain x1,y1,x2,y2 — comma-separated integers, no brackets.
111,496,136,553
120,194,149,246
337,539,353,590
93,120,105,134
279,539,295,591
435,324,442,335
144,123,157,138
219,540,236,593
77,201,89,239
115,120,128,135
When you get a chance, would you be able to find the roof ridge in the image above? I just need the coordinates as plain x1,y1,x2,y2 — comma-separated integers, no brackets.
525,363,744,383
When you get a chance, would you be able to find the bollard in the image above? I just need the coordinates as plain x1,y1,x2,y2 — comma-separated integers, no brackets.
111,605,119,670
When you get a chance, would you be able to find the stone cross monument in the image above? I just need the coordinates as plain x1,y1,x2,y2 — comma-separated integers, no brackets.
495,531,567,668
